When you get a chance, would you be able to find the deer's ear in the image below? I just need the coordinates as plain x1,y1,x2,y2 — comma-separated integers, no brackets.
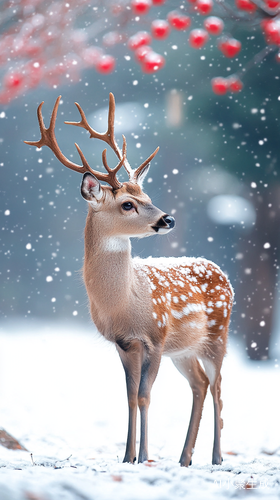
81,173,103,201
135,163,150,188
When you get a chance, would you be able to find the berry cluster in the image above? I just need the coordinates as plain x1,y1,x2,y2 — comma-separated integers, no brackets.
128,0,280,93
211,75,243,95
0,0,118,104
0,0,280,103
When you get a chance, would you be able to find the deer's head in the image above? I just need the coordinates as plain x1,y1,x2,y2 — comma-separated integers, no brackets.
25,93,175,239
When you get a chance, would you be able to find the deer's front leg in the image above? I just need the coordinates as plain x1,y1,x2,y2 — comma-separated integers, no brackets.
117,339,144,464
137,346,162,463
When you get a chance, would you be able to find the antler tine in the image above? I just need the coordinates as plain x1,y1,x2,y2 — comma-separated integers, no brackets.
107,94,135,179
24,100,51,149
132,146,160,182
101,135,127,189
107,92,116,149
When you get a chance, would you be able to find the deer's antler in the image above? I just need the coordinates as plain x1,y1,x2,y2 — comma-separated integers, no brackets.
24,95,126,190
132,146,160,183
25,93,159,189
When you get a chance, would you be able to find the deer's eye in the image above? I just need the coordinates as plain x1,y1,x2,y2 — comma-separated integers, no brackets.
122,202,134,211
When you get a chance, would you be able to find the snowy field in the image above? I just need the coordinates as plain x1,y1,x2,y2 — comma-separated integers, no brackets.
0,321,279,500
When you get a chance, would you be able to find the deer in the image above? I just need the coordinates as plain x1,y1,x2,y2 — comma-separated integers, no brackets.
25,93,234,467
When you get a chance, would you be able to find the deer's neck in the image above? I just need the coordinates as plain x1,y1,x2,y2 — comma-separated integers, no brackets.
83,210,135,316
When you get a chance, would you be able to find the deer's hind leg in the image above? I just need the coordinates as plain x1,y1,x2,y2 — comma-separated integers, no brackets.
172,356,209,467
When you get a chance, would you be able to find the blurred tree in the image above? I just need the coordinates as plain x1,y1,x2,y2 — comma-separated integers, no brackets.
1,0,280,103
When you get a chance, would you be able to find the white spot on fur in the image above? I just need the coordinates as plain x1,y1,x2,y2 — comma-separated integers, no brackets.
173,297,179,303
216,301,223,308
171,309,183,320
153,312,157,319
183,303,204,316
188,321,204,329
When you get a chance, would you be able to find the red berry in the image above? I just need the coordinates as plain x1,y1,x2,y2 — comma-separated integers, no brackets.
128,31,152,50
4,71,24,89
235,0,256,12
262,19,280,44
151,19,170,39
211,77,228,94
228,76,243,92
167,11,191,30
189,29,209,48
265,0,280,7
152,0,166,3
95,55,115,74
196,0,213,15
204,16,224,35
131,0,152,15
135,45,153,62
141,51,165,72
218,37,241,57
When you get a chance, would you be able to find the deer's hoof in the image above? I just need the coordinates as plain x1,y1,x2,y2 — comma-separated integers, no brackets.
123,455,136,464
179,457,192,467
212,455,222,465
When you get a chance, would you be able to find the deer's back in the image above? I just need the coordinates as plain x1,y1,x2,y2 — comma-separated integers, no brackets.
134,256,234,357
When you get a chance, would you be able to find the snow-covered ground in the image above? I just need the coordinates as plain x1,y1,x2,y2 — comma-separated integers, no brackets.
0,321,279,499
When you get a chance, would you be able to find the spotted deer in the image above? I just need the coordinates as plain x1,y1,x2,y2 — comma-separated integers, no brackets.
25,93,234,467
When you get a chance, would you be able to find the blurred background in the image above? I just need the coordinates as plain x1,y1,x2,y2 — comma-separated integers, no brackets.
1,0,280,362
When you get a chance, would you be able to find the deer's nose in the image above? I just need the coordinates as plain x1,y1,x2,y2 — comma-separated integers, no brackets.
162,214,176,228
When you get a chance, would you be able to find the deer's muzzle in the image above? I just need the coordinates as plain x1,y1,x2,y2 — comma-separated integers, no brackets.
152,214,176,233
